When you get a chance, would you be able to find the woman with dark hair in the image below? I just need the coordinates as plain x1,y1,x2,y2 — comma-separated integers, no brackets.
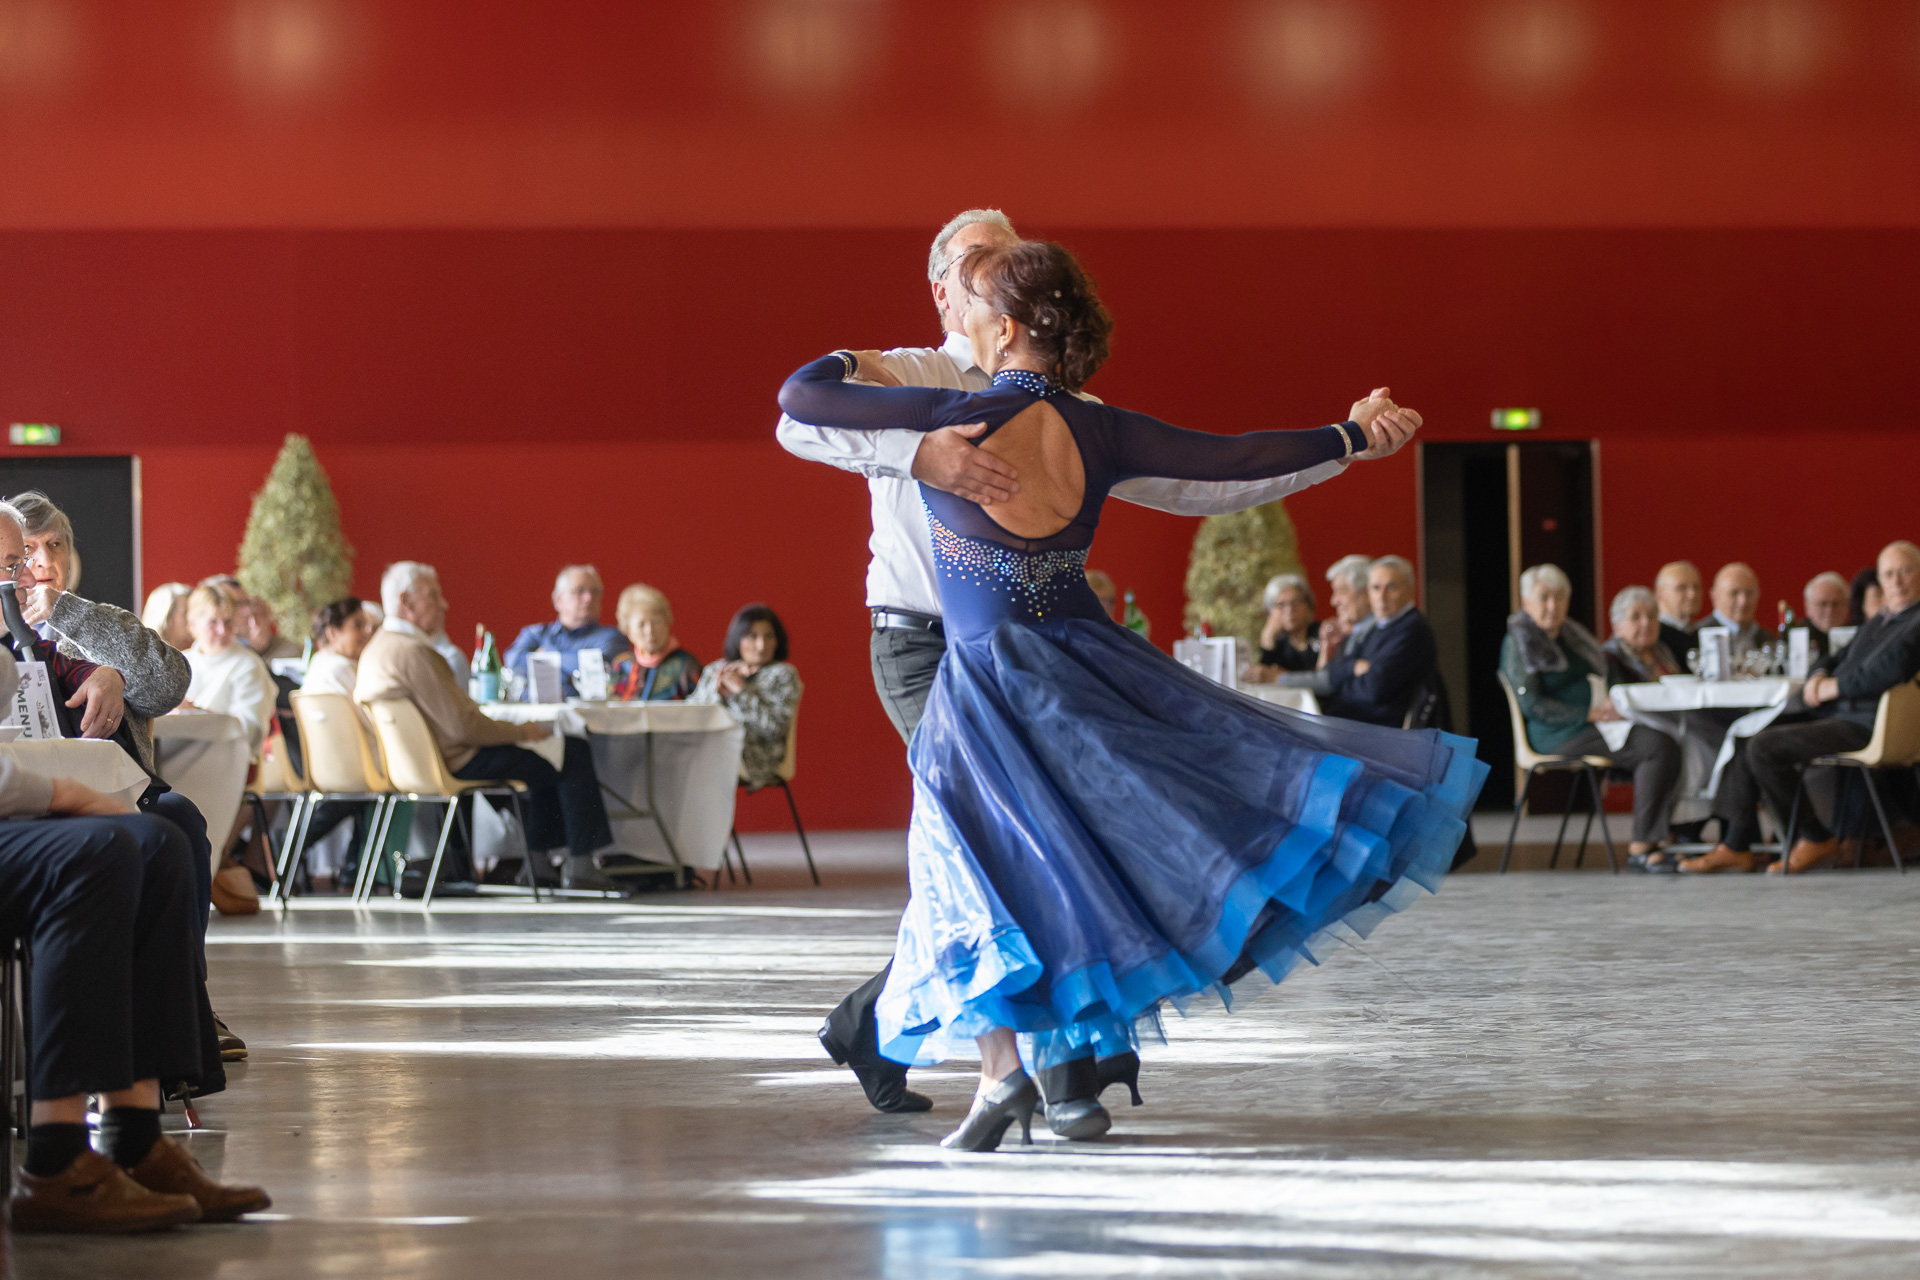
776,239,1475,1152
302,597,374,700
1849,566,1884,627
689,604,801,791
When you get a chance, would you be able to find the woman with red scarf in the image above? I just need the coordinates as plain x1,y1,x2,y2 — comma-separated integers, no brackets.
608,584,702,702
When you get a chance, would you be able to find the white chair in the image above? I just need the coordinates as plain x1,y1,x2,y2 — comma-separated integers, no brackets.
1496,672,1618,873
271,692,395,907
240,724,306,900
719,698,818,889
1784,678,1920,873
361,698,531,909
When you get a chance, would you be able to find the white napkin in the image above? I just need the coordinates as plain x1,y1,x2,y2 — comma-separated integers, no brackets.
1591,673,1632,753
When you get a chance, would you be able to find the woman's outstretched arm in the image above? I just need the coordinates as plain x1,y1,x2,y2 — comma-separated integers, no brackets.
777,353,979,433
1102,404,1370,485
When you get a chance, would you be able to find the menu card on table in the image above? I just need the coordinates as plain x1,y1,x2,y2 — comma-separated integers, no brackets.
527,651,564,704
2,661,66,739
1696,626,1732,681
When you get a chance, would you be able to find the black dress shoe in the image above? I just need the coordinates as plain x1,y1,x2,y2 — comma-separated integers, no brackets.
817,1025,932,1113
1035,1056,1113,1140
1095,1051,1144,1107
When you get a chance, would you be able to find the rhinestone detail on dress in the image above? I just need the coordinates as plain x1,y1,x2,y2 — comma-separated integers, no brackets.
927,509,1088,622
992,369,1061,397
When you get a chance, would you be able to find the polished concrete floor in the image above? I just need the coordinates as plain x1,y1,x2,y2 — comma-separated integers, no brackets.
14,831,1920,1278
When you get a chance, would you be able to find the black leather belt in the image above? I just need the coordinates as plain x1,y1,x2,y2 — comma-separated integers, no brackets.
871,608,944,636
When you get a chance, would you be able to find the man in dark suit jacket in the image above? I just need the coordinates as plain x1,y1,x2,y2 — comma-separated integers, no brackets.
1682,542,1920,875
1320,556,1438,728
1655,560,1703,664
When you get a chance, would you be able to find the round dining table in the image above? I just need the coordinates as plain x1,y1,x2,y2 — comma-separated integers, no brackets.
0,737,150,808
1608,676,1798,820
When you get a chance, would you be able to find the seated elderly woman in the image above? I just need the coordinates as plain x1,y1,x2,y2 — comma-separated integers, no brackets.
690,604,802,791
179,585,277,759
1501,564,1684,871
1254,573,1320,674
141,583,193,652
1602,585,1682,684
608,584,702,702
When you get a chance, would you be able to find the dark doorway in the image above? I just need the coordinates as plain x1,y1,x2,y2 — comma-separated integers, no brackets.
0,457,139,611
1420,441,1598,808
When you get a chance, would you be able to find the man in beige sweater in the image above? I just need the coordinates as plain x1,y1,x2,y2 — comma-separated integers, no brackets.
356,562,625,891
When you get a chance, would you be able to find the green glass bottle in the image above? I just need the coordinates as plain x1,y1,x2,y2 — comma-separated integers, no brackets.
1122,590,1150,640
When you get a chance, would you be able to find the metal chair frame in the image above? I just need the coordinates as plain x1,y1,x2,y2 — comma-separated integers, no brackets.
1496,672,1619,874
1780,680,1920,875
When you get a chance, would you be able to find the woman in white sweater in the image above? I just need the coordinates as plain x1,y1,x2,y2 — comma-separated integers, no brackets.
180,585,277,760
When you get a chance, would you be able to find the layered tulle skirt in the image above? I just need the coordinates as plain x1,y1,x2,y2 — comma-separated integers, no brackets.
876,619,1487,1070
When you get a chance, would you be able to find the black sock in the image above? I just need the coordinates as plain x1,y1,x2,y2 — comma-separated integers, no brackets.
24,1122,91,1177
100,1106,162,1168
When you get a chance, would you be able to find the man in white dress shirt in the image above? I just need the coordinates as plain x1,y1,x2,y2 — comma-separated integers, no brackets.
782,208,1422,1130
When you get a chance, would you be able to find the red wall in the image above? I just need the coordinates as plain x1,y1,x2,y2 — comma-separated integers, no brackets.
3,227,1915,829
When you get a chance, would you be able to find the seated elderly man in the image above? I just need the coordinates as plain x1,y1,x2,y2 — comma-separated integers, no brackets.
358,560,637,893
504,565,626,700
1796,571,1851,661
377,563,470,683
1505,567,1683,869
1654,561,1703,661
0,651,269,1233
1318,556,1437,727
1702,561,1775,658
1312,554,1373,669
1681,541,1920,875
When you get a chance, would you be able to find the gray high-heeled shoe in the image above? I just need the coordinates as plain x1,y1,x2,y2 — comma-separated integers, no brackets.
940,1070,1039,1152
1035,1057,1113,1140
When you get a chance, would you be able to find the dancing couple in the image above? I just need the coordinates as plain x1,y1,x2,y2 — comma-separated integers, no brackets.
783,211,1485,1151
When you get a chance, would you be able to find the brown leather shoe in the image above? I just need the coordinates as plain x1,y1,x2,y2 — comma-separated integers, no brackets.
12,1148,203,1234
1678,845,1756,874
1766,838,1846,875
126,1135,272,1223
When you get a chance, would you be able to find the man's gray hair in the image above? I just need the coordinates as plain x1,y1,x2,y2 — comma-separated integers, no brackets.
0,502,23,537
1805,571,1849,597
381,561,439,619
1371,555,1416,587
554,564,601,594
5,491,73,549
1263,573,1314,612
928,208,1018,282
1610,584,1657,625
1325,554,1372,594
1520,563,1572,599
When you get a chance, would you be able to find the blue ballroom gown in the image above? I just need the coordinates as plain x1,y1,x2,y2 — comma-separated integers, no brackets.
778,359,1488,1070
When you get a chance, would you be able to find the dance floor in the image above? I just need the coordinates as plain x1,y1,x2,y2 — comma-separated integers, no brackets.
18,833,1920,1278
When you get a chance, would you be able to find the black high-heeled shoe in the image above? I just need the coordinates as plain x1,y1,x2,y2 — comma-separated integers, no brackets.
1095,1052,1143,1108
940,1071,1039,1152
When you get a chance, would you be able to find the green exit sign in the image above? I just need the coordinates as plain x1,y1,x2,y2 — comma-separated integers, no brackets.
8,424,60,446
1491,408,1541,431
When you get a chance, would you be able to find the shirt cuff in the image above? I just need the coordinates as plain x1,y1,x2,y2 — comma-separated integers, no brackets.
872,430,923,480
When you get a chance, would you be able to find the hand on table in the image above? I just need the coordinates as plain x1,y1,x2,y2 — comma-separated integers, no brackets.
69,667,126,738
519,722,552,743
48,776,133,816
1588,702,1624,723
1802,674,1838,707
716,662,753,697
18,585,61,627
913,424,1020,505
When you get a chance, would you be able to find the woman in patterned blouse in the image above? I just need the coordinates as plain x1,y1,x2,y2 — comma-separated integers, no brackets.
690,603,801,791
608,584,703,702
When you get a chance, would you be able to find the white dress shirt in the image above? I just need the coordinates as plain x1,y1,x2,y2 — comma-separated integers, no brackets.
777,331,1353,615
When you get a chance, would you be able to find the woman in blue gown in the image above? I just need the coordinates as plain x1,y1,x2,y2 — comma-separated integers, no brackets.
778,241,1486,1152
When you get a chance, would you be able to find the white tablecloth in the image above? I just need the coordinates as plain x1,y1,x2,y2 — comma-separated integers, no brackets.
1609,678,1797,816
0,739,149,809
153,712,251,860
1236,685,1322,715
481,702,745,872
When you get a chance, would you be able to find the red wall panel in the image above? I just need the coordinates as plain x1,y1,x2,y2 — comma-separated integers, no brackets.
5,226,1918,830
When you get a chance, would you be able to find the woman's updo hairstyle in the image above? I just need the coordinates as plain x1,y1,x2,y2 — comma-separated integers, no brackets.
958,240,1113,392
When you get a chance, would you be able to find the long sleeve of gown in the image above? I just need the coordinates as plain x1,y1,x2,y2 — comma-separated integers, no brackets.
778,356,978,433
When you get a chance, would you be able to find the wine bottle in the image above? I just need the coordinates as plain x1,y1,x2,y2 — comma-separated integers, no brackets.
1122,590,1150,640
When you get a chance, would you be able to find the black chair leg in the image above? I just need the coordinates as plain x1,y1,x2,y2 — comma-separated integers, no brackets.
729,828,752,886
1572,770,1597,870
779,780,820,887
1585,765,1618,874
1499,770,1535,874
1860,769,1905,874
1548,771,1579,869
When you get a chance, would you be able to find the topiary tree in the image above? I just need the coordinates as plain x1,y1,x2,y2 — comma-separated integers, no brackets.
237,434,354,639
1183,499,1305,653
